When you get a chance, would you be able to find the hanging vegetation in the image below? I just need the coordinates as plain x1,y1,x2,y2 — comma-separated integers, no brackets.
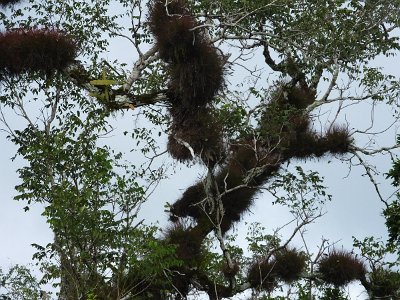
0,29,77,76
318,250,366,286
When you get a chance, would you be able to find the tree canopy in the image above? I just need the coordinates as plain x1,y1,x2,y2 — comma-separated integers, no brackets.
1,0,400,299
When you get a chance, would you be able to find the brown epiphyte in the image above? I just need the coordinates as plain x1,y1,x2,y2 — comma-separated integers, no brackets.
168,107,224,163
285,129,321,159
222,262,240,279
148,0,224,108
219,186,257,233
288,113,311,133
149,0,225,166
170,274,191,297
258,99,311,154
286,85,316,109
284,124,353,159
267,82,316,109
273,248,307,282
318,250,366,286
169,183,204,220
0,29,77,75
323,125,353,154
169,140,281,233
148,0,193,62
167,134,193,162
163,222,204,265
248,259,277,291
168,47,224,107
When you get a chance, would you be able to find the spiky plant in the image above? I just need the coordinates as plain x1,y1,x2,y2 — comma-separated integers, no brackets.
323,125,353,154
248,259,277,291
0,29,77,75
167,135,194,162
148,0,224,108
273,248,307,282
163,223,205,265
168,107,223,163
286,85,316,109
318,250,366,286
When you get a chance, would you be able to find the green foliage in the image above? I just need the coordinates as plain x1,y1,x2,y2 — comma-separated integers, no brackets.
246,222,281,257
353,236,394,265
384,200,400,245
218,103,249,138
0,265,42,300
384,154,400,250
4,82,172,296
269,166,331,215
319,287,349,300
369,268,400,299
191,0,400,77
387,155,400,186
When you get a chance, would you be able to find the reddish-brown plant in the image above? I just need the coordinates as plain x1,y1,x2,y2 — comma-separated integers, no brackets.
248,259,277,291
163,223,204,265
148,0,193,61
168,107,224,163
169,140,281,233
148,0,224,108
285,129,321,159
323,125,353,154
286,85,316,109
0,29,77,75
318,250,366,286
273,248,307,282
167,135,193,162
222,262,240,279
169,183,204,221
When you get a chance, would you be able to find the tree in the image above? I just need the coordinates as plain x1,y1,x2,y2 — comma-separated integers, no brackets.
0,265,42,300
1,0,400,299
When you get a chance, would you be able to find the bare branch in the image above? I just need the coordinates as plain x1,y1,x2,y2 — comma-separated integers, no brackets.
351,150,388,207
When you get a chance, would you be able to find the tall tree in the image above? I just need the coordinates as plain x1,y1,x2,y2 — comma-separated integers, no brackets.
1,0,400,299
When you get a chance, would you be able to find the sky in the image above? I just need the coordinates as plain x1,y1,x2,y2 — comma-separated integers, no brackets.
1,2,400,299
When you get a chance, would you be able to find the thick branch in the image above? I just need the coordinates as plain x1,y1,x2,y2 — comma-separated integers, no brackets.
123,46,159,92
